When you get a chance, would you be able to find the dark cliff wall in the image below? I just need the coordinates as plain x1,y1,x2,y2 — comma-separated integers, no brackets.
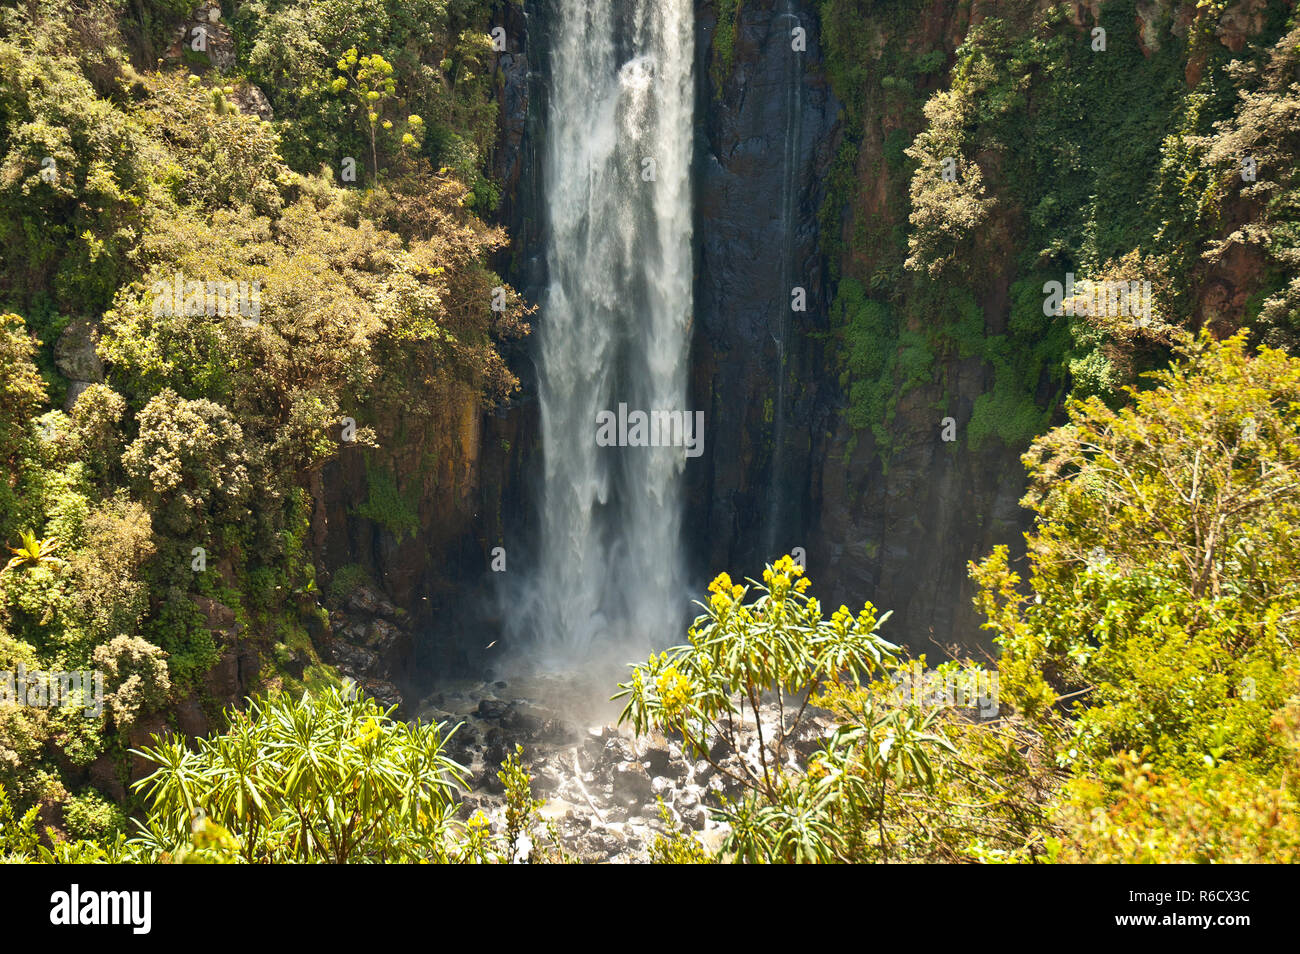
688,0,1014,651
406,0,1022,664
806,1,1032,652
687,0,842,585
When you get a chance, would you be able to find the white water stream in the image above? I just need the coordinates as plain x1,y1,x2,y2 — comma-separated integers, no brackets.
518,0,695,658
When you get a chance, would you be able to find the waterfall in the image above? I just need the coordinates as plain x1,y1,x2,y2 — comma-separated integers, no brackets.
518,0,695,658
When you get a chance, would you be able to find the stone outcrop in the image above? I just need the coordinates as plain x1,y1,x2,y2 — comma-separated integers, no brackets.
54,318,103,411
687,0,842,581
320,585,413,711
418,670,837,862
166,4,235,72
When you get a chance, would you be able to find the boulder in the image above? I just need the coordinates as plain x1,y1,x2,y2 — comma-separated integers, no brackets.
612,760,655,805
54,319,103,383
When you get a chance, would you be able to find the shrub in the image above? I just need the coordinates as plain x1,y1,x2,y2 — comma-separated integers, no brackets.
973,334,1300,779
121,390,252,536
92,634,171,730
62,788,126,842
128,686,465,863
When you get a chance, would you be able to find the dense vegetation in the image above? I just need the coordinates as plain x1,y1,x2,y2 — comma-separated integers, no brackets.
0,0,526,834
618,336,1298,864
819,0,1300,454
9,330,1297,863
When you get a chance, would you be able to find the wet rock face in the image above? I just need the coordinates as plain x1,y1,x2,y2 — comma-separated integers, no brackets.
700,0,1026,651
493,1,536,248
321,584,413,712
814,411,1031,651
55,318,104,411
687,0,842,576
422,671,836,862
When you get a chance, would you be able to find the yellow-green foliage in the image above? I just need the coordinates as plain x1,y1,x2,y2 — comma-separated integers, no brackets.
648,799,715,864
123,688,565,865
1051,697,1300,863
618,555,898,799
974,334,1300,779
129,686,466,863
619,558,1049,863
968,334,1300,862
0,0,528,832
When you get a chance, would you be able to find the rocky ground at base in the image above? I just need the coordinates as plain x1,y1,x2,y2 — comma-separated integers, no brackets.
414,670,838,863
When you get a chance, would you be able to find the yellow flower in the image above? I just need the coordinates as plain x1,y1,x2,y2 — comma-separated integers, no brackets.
655,666,692,720
831,605,853,635
765,554,806,594
806,755,830,782
708,572,746,613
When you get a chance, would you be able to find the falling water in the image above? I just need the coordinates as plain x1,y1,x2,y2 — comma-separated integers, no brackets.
518,0,695,658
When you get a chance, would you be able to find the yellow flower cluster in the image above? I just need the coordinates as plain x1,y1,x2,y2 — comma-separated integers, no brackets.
831,601,878,635
831,605,854,634
708,571,745,614
655,665,693,720
762,554,810,595
708,571,744,597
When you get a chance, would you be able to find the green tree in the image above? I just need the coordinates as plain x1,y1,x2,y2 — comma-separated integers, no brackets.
129,686,465,863
618,555,900,802
93,634,171,731
973,333,1300,779
0,315,49,540
121,390,252,536
332,48,399,178
619,557,971,863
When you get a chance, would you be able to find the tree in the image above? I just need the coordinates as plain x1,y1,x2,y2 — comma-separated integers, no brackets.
0,314,47,496
121,390,252,535
128,686,465,863
618,555,900,801
92,635,171,731
618,556,969,863
331,48,406,179
1199,24,1300,350
904,87,996,280
973,333,1300,778
68,383,126,484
